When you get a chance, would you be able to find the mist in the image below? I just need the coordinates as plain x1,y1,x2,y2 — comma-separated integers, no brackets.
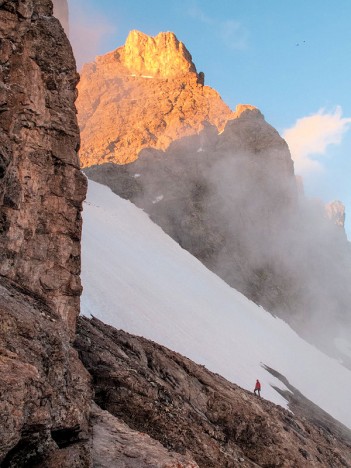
85,116,351,367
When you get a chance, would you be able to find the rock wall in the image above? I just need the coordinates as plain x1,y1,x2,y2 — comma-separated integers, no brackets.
0,278,92,467
0,0,86,331
0,1,91,466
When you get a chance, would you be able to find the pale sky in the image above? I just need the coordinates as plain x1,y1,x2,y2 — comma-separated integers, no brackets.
69,0,351,239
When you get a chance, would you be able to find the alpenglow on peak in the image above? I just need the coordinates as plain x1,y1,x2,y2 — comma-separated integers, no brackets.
107,30,199,79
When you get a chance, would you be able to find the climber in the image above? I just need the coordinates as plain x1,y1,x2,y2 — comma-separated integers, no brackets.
254,379,261,397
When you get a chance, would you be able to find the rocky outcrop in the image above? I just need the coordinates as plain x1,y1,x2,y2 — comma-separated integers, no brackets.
121,29,198,78
0,278,91,467
0,0,86,331
91,404,199,467
0,1,91,465
77,30,234,166
76,316,351,468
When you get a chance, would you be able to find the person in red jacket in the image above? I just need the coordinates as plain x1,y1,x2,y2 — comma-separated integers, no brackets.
254,379,261,397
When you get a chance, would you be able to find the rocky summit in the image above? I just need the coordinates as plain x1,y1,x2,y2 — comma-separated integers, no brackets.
77,30,234,166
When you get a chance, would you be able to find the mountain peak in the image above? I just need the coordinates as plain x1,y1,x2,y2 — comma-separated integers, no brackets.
118,30,197,78
77,30,234,165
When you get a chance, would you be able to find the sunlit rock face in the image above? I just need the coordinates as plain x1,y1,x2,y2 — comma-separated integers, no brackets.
0,0,86,330
122,29,197,78
77,30,234,166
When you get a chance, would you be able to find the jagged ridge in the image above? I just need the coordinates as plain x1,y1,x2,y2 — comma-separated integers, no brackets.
77,30,234,165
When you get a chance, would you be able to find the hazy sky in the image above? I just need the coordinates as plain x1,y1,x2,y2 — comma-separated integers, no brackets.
69,0,351,238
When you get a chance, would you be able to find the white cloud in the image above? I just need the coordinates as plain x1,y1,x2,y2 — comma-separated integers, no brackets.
283,107,351,174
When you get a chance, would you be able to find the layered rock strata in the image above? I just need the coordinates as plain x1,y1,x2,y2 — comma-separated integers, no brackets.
0,1,91,465
76,316,351,467
77,30,234,165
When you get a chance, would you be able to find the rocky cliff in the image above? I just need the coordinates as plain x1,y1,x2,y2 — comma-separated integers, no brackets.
2,6,351,466
0,1,91,465
83,105,297,310
77,30,234,166
0,0,86,331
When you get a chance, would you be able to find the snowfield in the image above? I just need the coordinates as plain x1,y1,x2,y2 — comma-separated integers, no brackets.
82,181,351,430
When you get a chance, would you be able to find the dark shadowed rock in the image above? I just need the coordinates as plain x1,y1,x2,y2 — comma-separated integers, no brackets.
0,278,92,467
91,403,199,467
84,111,299,313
